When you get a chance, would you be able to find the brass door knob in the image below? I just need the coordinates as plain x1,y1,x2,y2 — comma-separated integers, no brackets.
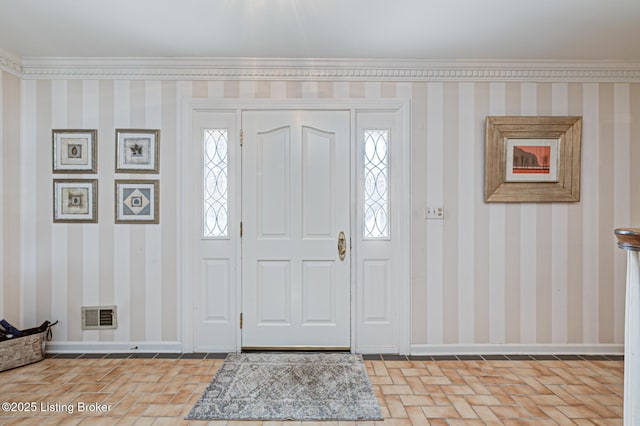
338,231,346,261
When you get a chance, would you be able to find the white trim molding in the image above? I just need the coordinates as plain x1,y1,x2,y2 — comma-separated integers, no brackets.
46,341,183,354
46,342,623,355
180,98,412,355
411,344,624,356
0,48,22,77
10,57,640,82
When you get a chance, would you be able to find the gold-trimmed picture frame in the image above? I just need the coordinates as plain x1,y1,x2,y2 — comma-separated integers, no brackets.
53,179,98,223
52,129,97,174
115,179,159,224
115,129,160,173
485,116,582,202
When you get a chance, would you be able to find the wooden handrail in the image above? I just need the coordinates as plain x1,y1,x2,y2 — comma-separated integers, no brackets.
615,228,640,251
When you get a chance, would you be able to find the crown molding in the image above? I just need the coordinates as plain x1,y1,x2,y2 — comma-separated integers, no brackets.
7,56,640,82
0,48,23,77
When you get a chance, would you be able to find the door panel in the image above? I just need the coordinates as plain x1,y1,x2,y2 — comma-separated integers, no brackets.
202,259,230,321
302,260,336,324
302,127,335,238
258,126,290,238
257,260,291,324
242,110,350,349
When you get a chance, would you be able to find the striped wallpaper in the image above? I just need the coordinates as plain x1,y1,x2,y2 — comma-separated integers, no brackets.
1,70,21,328
412,81,639,348
1,68,639,351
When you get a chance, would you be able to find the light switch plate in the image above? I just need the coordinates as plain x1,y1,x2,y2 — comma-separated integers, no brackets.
425,207,444,219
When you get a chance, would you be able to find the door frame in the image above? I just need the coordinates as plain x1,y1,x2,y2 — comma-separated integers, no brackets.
179,98,411,354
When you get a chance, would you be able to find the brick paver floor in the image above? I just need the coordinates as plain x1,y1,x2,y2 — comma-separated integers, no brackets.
0,354,623,425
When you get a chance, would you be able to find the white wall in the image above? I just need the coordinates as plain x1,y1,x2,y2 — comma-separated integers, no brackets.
2,63,639,353
411,81,639,352
1,70,21,324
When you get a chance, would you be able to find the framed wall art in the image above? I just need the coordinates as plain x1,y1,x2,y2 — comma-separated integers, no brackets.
115,179,159,224
115,129,159,173
485,116,582,203
52,129,97,173
53,179,98,223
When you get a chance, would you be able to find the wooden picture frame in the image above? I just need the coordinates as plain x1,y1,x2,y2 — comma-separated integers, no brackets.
115,129,160,173
53,179,98,223
115,179,159,224
485,116,582,202
52,129,97,173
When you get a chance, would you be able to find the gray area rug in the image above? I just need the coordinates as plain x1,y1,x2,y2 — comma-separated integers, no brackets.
185,352,383,421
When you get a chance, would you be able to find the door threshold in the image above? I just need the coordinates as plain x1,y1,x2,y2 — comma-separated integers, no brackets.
242,346,350,352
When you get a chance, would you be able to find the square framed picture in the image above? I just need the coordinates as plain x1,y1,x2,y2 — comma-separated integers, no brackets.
115,129,159,173
485,116,582,202
52,129,97,173
115,179,159,224
53,179,98,223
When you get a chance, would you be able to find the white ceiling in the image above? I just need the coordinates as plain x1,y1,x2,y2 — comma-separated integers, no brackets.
1,0,639,61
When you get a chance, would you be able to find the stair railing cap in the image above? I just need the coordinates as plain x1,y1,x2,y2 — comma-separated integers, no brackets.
615,228,640,251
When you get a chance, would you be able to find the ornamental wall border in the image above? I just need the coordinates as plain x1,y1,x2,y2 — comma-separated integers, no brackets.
3,55,640,82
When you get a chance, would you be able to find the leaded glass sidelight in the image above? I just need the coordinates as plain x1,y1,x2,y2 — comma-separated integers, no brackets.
203,129,228,238
363,129,389,239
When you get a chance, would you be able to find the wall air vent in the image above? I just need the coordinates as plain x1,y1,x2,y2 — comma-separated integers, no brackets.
81,306,117,330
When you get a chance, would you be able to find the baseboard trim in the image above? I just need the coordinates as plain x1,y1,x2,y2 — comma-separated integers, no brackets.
46,341,182,354
410,343,623,356
45,342,623,356
357,346,401,355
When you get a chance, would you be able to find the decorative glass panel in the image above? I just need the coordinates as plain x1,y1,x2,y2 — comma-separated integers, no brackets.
364,130,389,239
203,129,228,238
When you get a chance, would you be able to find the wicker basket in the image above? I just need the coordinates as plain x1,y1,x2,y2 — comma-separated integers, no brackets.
0,321,56,372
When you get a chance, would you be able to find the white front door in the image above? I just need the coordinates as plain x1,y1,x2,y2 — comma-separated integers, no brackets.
242,110,351,349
